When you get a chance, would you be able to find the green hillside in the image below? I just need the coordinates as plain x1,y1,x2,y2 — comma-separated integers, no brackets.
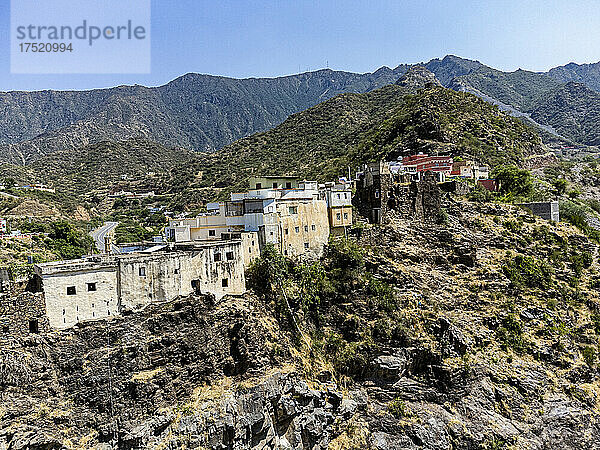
165,82,544,208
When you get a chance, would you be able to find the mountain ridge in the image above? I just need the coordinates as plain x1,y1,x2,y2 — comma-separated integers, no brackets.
2,55,600,165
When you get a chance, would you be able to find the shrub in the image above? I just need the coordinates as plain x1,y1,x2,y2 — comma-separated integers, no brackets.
496,313,528,353
583,346,596,367
493,165,533,197
502,254,552,289
388,398,411,418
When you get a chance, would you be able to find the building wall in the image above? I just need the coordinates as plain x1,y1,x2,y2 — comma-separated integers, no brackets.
38,263,120,329
0,292,49,338
277,200,330,258
329,206,353,228
36,242,247,330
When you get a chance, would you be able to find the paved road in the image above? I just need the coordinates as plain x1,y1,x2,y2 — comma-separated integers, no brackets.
90,221,120,254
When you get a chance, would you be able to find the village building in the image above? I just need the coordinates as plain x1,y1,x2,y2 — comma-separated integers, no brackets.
28,241,246,330
450,160,490,180
320,181,353,234
518,201,560,222
389,153,453,181
167,176,347,259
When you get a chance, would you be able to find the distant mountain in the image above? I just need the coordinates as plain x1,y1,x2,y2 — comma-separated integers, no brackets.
396,66,441,89
2,54,600,166
0,69,408,165
30,138,197,196
547,61,600,92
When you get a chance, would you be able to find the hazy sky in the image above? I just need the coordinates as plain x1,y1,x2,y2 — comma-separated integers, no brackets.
1,0,599,91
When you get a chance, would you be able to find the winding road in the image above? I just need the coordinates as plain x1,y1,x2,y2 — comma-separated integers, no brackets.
90,221,120,254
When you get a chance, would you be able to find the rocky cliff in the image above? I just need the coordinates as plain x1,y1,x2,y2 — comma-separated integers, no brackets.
2,197,600,449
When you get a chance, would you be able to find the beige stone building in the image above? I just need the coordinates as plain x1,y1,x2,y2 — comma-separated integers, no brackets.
167,178,342,260
34,241,246,329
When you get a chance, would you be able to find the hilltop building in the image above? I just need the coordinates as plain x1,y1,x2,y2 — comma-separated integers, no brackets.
167,176,352,259
23,241,246,330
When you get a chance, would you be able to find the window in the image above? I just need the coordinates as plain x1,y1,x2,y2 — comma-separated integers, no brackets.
344,193,348,199
344,213,348,220
249,247,252,253
67,286,76,295
270,231,274,236
139,267,146,277
255,182,262,189
336,213,342,220
304,243,310,249
311,224,316,231
289,206,298,214
87,282,97,292
174,268,179,274
304,225,309,232
284,250,288,255
272,182,278,188
295,226,300,233
209,229,216,236
284,229,288,235
286,182,292,189
222,278,229,288
62,309,65,315
214,253,222,262
252,240,255,246
337,194,341,199
375,190,380,199
268,206,273,213
29,319,38,334
226,251,234,260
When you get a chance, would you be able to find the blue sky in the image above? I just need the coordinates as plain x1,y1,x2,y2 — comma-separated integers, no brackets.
1,0,600,91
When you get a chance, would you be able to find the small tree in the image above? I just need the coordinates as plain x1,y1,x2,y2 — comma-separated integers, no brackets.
493,165,533,198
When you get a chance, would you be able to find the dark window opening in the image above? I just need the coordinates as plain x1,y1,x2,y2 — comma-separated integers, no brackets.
255,182,262,189
174,268,179,274
214,253,222,262
295,226,300,233
304,242,310,249
139,267,146,277
222,278,229,287
311,225,316,231
272,182,278,189
209,229,216,236
66,286,76,295
2,325,9,333
286,182,292,189
29,319,38,333
304,225,309,232
87,282,97,292
226,251,234,260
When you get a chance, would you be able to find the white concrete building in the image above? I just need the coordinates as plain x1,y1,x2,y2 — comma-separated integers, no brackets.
34,241,246,329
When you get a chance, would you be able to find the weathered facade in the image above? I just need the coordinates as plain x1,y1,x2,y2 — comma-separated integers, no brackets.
356,161,442,223
34,241,246,329
355,161,392,224
168,178,339,260
518,201,560,222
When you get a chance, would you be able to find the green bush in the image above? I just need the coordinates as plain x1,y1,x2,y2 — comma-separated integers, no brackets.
583,346,596,367
493,165,533,198
502,254,553,289
496,313,528,353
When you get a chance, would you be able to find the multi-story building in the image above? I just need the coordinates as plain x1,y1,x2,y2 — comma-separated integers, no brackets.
320,181,353,234
32,241,246,329
168,177,349,259
390,153,453,181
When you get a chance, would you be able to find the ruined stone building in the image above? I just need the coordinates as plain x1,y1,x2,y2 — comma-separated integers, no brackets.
14,241,247,331
355,161,442,224
168,176,351,259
